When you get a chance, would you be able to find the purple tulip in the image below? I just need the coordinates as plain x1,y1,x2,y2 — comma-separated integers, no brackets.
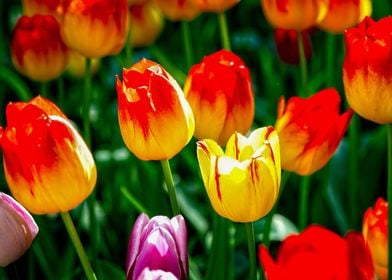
136,268,178,280
126,213,188,280
0,192,38,267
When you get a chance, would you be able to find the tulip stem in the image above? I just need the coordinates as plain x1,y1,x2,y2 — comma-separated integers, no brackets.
125,27,133,67
83,57,92,147
218,12,231,51
181,20,193,69
387,123,392,280
245,222,257,280
297,31,308,96
262,171,291,247
160,159,180,216
40,82,48,97
60,212,97,280
349,113,360,229
120,186,149,215
298,175,311,231
0,65,32,101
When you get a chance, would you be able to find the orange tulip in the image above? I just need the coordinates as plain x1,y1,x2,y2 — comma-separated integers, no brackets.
117,59,195,160
129,1,164,48
22,0,62,19
318,0,372,33
363,198,388,280
192,0,239,13
60,0,128,58
154,0,200,21
343,16,392,124
184,49,254,147
0,96,97,214
261,0,329,30
11,15,68,82
275,88,353,175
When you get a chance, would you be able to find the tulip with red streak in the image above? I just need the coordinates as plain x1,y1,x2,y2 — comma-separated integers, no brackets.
11,15,68,82
275,88,353,176
343,16,392,124
0,96,97,215
117,59,194,160
363,197,388,280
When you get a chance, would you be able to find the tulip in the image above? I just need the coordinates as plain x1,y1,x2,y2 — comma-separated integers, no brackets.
0,96,97,215
363,198,388,280
343,16,392,124
126,213,188,280
184,49,254,147
10,15,68,82
261,0,329,30
60,0,128,58
137,268,178,280
22,0,62,19
0,192,38,267
259,225,374,279
129,1,164,48
154,0,200,21
197,127,281,223
117,58,194,161
275,88,353,176
274,28,312,65
192,0,239,12
318,0,372,33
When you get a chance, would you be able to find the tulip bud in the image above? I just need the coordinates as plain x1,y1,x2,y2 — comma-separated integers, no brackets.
117,58,195,160
153,0,200,21
0,96,97,214
343,16,392,124
11,15,68,82
275,88,353,176
197,127,281,223
363,198,388,280
261,0,329,30
184,49,254,147
318,0,372,33
126,213,188,280
60,0,129,58
274,28,312,65
129,1,164,48
0,192,38,267
192,0,239,12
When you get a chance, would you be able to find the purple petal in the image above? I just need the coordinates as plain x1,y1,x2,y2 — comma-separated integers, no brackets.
137,268,178,280
170,215,188,279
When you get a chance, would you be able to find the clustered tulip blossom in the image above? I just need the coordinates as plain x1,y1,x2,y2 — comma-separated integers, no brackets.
126,213,188,280
197,127,281,223
275,88,353,176
260,225,374,279
184,49,254,147
363,197,388,280
343,16,392,124
11,14,69,82
117,58,195,161
0,96,97,214
0,192,38,267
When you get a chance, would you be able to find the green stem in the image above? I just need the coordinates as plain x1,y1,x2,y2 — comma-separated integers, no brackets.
0,66,32,101
60,212,97,280
40,82,48,97
245,222,257,280
349,113,359,229
298,175,311,231
120,186,149,215
387,124,392,280
325,33,336,87
160,159,180,216
83,58,92,147
218,12,231,51
297,31,308,96
181,20,193,70
125,27,133,67
57,76,64,107
262,171,291,247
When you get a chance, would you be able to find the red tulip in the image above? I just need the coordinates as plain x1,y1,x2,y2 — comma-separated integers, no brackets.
274,28,312,65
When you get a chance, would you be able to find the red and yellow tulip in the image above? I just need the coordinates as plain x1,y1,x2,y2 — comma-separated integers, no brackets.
343,16,392,124
0,96,97,215
60,0,129,58
154,0,200,21
363,197,388,280
261,0,329,30
196,127,281,223
11,15,68,82
192,0,239,12
275,88,353,176
22,0,62,19
184,49,254,147
117,59,195,160
318,0,372,33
